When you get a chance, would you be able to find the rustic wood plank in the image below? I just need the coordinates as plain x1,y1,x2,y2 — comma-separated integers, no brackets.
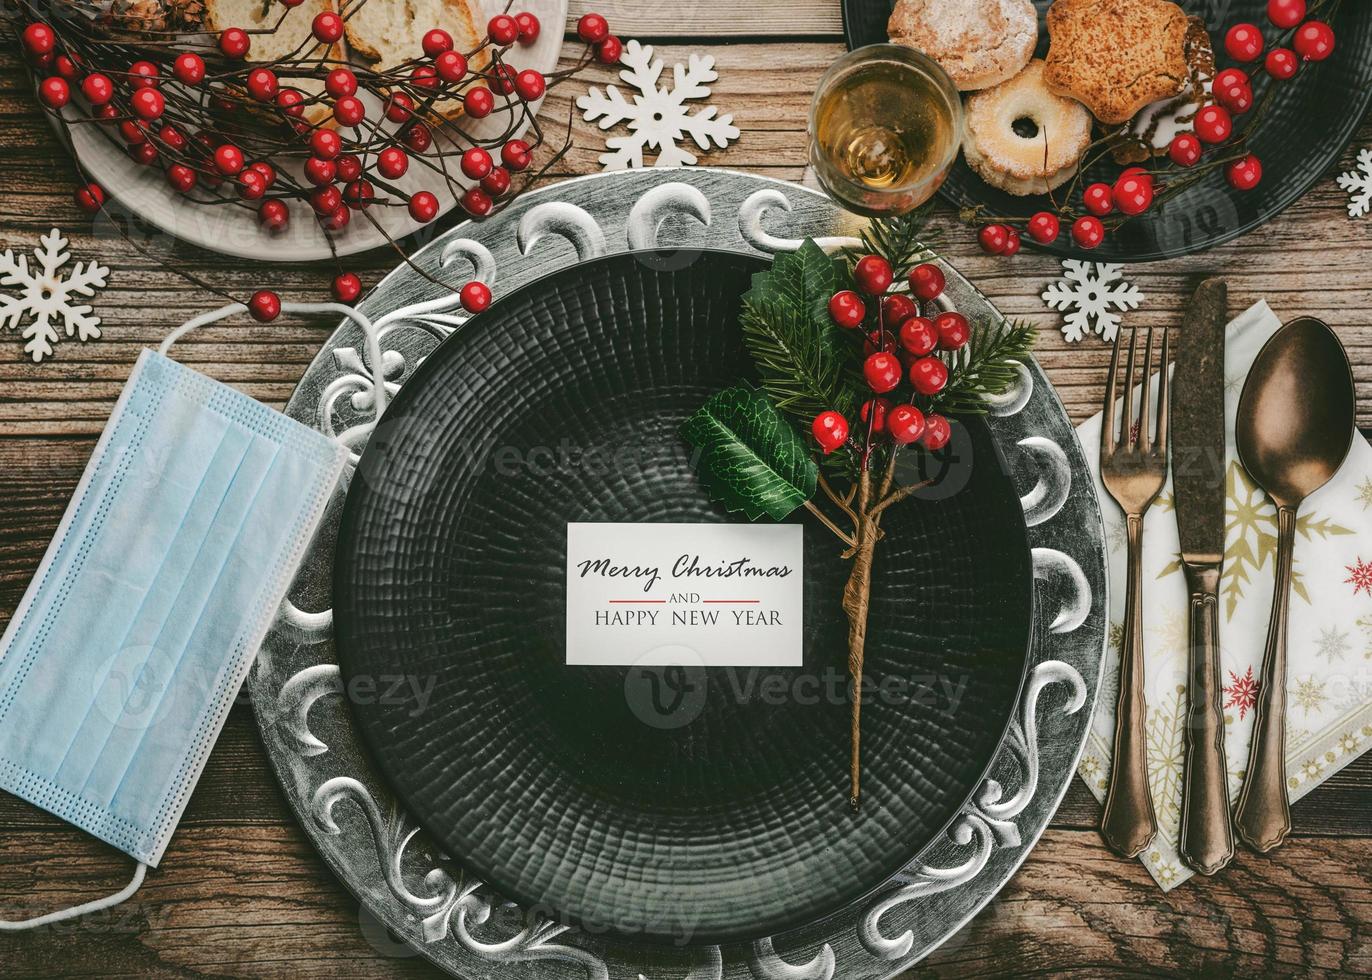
565,0,844,37
0,826,1367,977
912,831,1372,977
0,824,446,978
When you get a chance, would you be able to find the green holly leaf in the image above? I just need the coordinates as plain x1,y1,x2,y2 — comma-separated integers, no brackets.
739,239,860,424
681,386,818,521
744,238,843,328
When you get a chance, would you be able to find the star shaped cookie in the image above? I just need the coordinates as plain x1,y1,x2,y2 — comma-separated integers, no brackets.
1044,0,1191,125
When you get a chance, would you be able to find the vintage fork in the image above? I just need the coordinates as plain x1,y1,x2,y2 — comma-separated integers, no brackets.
1098,325,1170,857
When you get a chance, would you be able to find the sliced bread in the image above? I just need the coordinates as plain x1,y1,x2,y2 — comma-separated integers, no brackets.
199,0,346,126
345,0,489,118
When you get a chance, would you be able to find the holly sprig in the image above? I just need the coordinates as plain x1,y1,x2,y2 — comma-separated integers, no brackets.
842,205,1033,426
738,241,862,425
681,214,1037,810
685,212,1037,509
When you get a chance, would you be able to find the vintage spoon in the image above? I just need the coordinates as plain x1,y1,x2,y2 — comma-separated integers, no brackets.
1233,317,1355,852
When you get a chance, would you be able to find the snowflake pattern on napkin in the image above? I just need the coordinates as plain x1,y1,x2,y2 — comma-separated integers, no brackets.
1077,301,1372,892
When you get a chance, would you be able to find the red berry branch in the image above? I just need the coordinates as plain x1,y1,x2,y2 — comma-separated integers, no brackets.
686,207,1033,806
9,1,623,313
812,222,1032,806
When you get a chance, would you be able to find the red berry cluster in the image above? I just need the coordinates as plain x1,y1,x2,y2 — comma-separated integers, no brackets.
1231,2,1335,73
972,3,1334,252
24,10,620,311
811,256,960,457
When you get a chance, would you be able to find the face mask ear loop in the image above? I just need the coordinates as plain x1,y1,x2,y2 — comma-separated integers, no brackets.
158,302,387,420
0,862,147,932
157,303,248,356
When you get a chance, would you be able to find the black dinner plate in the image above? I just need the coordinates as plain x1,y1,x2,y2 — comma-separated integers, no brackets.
333,250,1035,945
842,0,1372,260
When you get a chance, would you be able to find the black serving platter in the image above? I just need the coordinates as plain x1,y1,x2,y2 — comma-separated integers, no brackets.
332,249,1035,945
842,0,1372,260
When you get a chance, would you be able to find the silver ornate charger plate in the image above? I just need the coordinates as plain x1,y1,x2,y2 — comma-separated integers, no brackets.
252,167,1108,979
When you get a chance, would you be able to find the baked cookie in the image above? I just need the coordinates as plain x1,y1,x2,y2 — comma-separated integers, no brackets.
1044,0,1190,125
1112,17,1216,163
962,60,1093,196
887,0,1038,92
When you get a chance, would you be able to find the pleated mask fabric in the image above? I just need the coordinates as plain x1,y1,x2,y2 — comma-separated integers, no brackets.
0,348,348,868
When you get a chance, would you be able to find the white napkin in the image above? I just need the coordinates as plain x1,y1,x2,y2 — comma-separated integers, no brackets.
1077,300,1372,891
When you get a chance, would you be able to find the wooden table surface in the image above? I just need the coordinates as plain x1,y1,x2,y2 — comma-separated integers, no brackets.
2,3,1371,976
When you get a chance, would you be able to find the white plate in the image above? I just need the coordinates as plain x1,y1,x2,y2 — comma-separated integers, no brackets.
53,0,568,261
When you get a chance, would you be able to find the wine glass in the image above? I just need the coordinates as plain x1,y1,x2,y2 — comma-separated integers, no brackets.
808,45,963,218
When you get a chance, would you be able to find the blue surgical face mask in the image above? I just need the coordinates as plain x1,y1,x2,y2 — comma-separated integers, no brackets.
0,302,386,930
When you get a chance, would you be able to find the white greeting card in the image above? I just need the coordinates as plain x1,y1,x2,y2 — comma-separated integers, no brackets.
565,522,803,667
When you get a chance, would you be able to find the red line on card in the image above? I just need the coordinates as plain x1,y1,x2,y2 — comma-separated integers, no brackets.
702,600,760,604
608,600,666,603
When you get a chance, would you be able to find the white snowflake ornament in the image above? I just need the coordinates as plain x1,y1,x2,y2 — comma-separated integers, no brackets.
1,228,109,363
1336,146,1372,218
1041,260,1144,344
577,40,740,171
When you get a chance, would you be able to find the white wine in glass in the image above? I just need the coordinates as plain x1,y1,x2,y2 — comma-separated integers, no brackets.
809,45,963,217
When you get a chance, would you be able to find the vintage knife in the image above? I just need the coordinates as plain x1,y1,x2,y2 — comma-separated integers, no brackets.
1172,277,1235,875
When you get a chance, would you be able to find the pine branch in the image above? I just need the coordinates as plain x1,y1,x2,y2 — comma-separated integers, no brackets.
932,316,1036,416
739,301,861,422
738,240,863,427
843,202,940,273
